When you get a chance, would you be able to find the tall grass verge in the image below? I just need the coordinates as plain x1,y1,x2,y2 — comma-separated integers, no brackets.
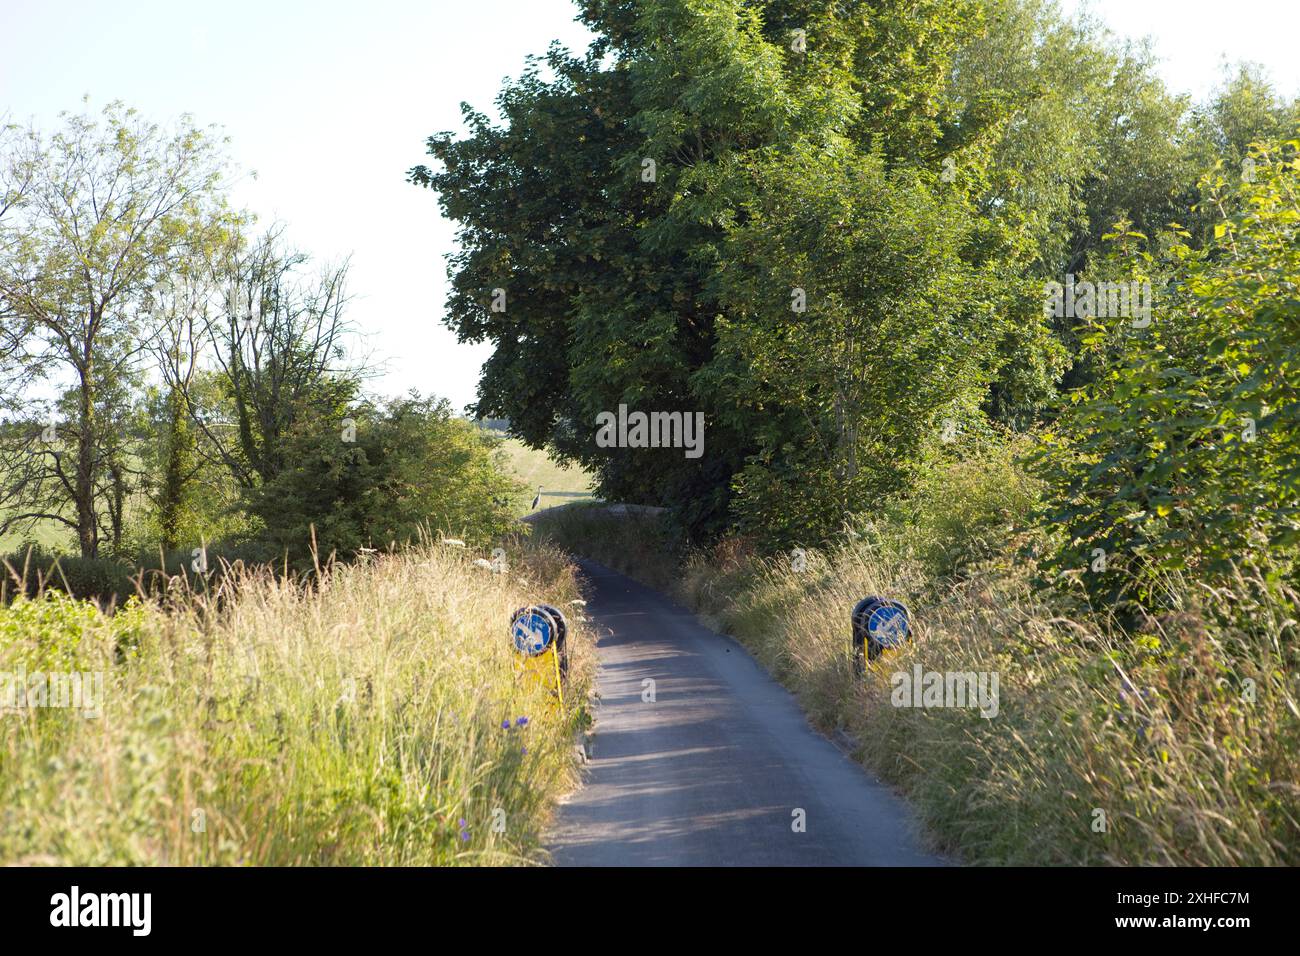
0,537,590,865
680,547,1300,865
534,450,1300,865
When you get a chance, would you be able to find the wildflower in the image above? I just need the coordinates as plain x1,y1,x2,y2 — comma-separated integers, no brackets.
458,818,470,842
501,719,511,730
515,716,529,727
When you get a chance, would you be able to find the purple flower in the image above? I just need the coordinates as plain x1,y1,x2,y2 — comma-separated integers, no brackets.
500,719,510,730
458,818,470,841
515,716,529,727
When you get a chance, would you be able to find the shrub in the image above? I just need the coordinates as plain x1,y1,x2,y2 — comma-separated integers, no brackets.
879,435,1045,579
1,546,138,608
1038,136,1300,601
245,395,522,567
529,504,681,590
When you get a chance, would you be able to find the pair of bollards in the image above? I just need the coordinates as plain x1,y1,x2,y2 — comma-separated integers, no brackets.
851,596,911,676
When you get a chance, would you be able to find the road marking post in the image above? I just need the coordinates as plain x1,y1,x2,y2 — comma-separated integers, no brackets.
510,604,569,707
851,596,911,676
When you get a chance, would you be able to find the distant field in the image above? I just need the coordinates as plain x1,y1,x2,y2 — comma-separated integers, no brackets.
1,435,597,552
495,437,596,516
0,517,69,555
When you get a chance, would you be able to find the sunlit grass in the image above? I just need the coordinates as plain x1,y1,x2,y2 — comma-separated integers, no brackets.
0,537,591,865
695,549,1300,865
538,507,1300,866
495,438,596,516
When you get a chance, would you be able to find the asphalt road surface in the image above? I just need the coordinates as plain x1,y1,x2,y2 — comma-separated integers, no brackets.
548,559,941,866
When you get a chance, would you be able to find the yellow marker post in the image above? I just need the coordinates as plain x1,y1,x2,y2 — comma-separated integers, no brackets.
511,605,567,709
851,596,911,677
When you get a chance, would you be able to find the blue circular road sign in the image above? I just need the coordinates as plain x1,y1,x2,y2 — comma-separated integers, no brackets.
511,607,555,657
867,603,909,647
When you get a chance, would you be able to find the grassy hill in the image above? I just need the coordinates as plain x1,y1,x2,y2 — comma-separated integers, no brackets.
496,437,596,516
0,519,69,555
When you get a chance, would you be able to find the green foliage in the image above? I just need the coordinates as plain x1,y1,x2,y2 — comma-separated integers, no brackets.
414,0,1204,543
1,542,256,607
0,102,235,558
246,396,522,564
1,545,140,608
0,591,144,673
546,490,1300,866
530,503,682,590
132,378,252,555
1191,64,1300,173
710,143,1003,546
879,433,1045,579
1038,136,1300,598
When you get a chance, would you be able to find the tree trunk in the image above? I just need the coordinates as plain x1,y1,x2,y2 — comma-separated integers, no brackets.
158,386,192,552
75,371,97,558
75,329,97,559
109,459,125,555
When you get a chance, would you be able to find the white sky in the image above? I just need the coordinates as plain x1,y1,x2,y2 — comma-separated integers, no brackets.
1060,0,1300,100
2,0,1297,411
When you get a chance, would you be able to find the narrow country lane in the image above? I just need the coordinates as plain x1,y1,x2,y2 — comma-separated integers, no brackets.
548,559,942,866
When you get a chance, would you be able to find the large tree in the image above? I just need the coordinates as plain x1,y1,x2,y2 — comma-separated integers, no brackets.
415,0,993,538
0,103,232,557
413,0,1202,543
707,144,1005,544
